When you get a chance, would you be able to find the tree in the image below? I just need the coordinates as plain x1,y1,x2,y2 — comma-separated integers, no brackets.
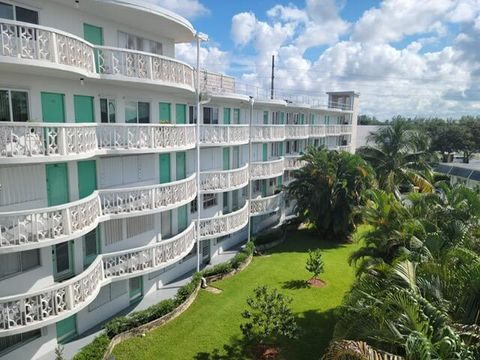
240,286,298,345
287,147,374,241
306,249,324,280
358,114,383,125
358,120,434,198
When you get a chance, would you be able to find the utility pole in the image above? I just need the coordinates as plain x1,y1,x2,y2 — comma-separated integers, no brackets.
270,55,275,100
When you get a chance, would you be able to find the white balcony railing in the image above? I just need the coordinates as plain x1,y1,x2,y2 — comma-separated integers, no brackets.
98,46,194,88
250,158,285,180
340,125,352,134
0,223,195,336
200,164,249,193
251,192,283,216
0,20,194,89
285,125,309,139
284,155,306,170
199,202,249,240
326,125,341,135
0,175,196,252
198,69,235,93
0,123,196,163
250,125,286,142
309,124,326,138
200,125,249,146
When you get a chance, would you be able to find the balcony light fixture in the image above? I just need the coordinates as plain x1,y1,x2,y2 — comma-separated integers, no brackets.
74,0,79,9
80,77,84,86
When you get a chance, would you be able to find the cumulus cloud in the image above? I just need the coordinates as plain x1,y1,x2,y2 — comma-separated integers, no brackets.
148,0,209,19
175,43,230,74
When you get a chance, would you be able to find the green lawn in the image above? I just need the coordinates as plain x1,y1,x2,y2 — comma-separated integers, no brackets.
112,229,359,360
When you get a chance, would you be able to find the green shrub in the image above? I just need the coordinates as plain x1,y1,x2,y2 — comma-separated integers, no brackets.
230,252,249,269
73,334,110,360
202,262,232,277
175,273,202,305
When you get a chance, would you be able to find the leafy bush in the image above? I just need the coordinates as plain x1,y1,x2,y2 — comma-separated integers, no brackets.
202,262,232,277
174,272,202,305
202,242,255,277
230,252,249,269
240,286,298,344
73,334,110,360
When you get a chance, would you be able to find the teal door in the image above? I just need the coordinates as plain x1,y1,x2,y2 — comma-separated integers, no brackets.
74,95,95,123
56,315,77,344
159,154,171,184
46,163,69,206
262,144,268,161
263,111,269,124
83,229,100,268
223,108,231,124
178,205,188,232
175,104,187,124
41,92,65,123
83,23,103,72
223,148,230,170
77,160,97,198
233,108,240,124
129,276,143,303
53,241,74,281
176,152,186,180
159,102,171,123
261,180,267,197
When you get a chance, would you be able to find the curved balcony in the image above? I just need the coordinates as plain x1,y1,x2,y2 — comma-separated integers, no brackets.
199,202,249,240
200,125,249,146
251,192,283,216
0,175,196,253
284,155,306,170
0,123,196,164
326,125,341,136
250,158,285,180
0,223,195,336
251,125,285,142
285,125,309,139
309,125,326,138
0,20,194,91
200,164,249,193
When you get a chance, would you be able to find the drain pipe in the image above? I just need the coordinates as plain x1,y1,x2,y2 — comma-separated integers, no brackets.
247,96,254,243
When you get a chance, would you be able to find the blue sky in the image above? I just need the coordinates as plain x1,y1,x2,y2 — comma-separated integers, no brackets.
154,0,480,119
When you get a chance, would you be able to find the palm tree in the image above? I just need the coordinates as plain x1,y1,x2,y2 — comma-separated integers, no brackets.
287,147,374,241
358,121,434,198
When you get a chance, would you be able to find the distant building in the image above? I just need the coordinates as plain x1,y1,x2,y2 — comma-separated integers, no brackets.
355,125,384,149
435,161,480,188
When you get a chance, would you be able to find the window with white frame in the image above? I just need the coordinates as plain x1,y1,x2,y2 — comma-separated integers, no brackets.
189,105,197,124
125,100,150,123
203,193,217,208
100,98,116,123
271,143,282,157
88,281,127,311
253,180,261,194
190,196,198,213
0,2,38,24
118,31,162,55
203,107,219,124
0,89,29,122
233,108,240,123
0,249,40,279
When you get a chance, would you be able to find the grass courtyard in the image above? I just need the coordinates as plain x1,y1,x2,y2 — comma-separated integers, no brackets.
112,229,359,359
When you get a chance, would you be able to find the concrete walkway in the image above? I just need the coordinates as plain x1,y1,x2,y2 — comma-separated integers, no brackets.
62,244,243,359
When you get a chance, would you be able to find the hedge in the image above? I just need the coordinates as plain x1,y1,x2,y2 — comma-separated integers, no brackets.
72,334,110,360
202,241,255,277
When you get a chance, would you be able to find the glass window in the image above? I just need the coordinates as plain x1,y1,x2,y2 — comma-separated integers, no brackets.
233,108,240,123
190,196,198,213
125,101,137,123
100,98,116,123
0,89,29,122
189,105,197,124
161,211,172,238
0,249,40,279
84,230,98,258
125,101,149,124
15,6,38,24
203,193,217,209
138,102,150,123
118,31,162,55
0,329,41,356
203,107,218,124
0,2,13,20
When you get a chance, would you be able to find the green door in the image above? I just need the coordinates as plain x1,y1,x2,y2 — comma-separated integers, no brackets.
279,142,284,156
223,108,231,124
46,163,69,206
53,241,74,281
178,205,188,232
77,160,97,198
74,95,95,123
262,144,268,161
175,104,187,124
280,112,285,124
159,154,171,184
159,102,171,123
263,111,269,124
223,148,230,170
41,92,65,123
56,315,77,344
176,152,186,180
83,23,103,72
129,276,143,303
83,229,100,268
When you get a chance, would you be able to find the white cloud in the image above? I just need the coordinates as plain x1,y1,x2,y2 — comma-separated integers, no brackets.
231,12,257,47
148,0,209,19
175,43,230,74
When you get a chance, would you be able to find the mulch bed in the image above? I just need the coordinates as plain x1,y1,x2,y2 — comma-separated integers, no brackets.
307,278,326,288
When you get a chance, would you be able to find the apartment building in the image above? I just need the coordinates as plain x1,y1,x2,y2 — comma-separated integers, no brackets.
0,1,359,358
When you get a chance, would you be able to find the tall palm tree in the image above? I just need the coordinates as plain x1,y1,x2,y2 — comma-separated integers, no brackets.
358,121,434,198
287,147,374,241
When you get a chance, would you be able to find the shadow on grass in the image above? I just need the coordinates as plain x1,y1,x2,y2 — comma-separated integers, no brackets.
193,309,338,360
282,279,309,290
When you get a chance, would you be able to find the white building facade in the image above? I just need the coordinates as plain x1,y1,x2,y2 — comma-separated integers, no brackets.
0,1,359,358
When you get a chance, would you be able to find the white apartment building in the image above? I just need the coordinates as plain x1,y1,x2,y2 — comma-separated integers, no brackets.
0,1,359,358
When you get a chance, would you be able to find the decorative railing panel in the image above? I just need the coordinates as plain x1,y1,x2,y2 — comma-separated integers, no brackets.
326,125,341,135
340,125,352,134
284,155,306,170
200,165,249,193
251,125,285,142
0,224,195,335
199,202,249,239
250,158,285,180
251,192,283,216
200,125,249,146
309,125,326,138
285,125,309,139
199,69,235,93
